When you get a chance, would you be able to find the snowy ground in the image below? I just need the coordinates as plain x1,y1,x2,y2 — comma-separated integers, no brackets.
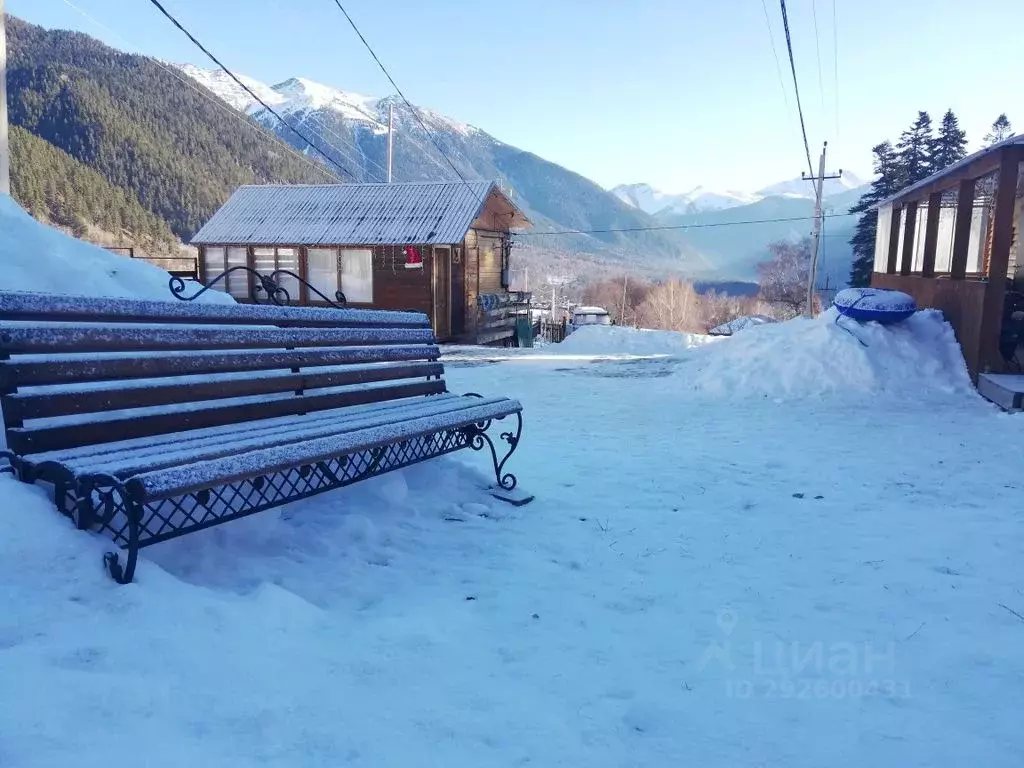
2,307,1022,766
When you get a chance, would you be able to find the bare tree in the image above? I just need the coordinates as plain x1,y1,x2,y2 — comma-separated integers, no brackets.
635,279,703,332
581,275,652,326
756,238,815,319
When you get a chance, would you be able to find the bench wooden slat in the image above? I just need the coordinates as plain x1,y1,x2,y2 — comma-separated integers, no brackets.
127,399,521,501
0,345,439,386
7,379,447,454
3,361,444,421
0,291,430,328
0,326,435,354
37,396,513,480
28,394,465,466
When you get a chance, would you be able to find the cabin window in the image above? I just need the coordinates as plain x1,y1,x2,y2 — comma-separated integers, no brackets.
226,247,248,298
253,247,300,302
340,248,373,303
306,247,374,303
307,248,339,300
201,246,249,297
202,246,226,283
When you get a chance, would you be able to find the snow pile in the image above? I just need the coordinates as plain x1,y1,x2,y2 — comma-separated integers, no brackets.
683,309,973,400
708,314,777,336
558,324,716,356
0,197,228,302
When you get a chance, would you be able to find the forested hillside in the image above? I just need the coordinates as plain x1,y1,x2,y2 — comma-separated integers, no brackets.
6,16,329,242
11,126,176,246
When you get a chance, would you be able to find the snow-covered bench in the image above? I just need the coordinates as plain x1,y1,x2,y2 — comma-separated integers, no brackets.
0,292,524,583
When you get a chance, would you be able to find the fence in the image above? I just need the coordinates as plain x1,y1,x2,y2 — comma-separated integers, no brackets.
535,317,568,343
98,245,199,281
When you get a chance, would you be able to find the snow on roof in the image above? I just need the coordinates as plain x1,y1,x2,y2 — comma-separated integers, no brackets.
572,306,609,315
191,182,528,246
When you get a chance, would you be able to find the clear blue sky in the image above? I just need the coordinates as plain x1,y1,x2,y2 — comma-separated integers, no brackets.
10,0,1022,193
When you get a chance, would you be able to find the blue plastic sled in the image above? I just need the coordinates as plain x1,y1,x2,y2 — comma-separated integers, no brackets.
833,287,916,324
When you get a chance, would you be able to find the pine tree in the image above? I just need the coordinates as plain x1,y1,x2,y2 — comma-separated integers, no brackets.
983,114,1013,146
930,109,967,171
895,111,934,187
848,141,903,287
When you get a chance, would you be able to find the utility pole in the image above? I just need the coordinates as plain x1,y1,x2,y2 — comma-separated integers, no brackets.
620,274,629,325
386,102,394,183
803,142,842,317
0,0,9,196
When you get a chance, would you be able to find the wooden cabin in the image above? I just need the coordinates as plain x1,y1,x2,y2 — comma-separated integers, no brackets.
871,135,1024,381
191,181,531,344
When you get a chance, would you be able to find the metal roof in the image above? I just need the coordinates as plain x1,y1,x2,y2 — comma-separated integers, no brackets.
875,133,1024,209
191,181,523,245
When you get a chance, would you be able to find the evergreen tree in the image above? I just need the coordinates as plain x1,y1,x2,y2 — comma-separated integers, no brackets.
930,109,968,171
895,111,934,187
983,113,1013,146
848,141,903,287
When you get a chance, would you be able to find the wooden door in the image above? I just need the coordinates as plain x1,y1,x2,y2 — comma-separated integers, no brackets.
433,247,452,340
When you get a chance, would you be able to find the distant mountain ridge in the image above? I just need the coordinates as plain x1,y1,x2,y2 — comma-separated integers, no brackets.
611,173,865,216
176,64,707,275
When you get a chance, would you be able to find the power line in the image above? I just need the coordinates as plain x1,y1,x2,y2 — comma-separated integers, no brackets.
831,0,840,148
811,0,826,119
514,212,855,238
144,0,354,179
327,0,483,201
58,0,340,184
758,0,791,113
778,0,815,178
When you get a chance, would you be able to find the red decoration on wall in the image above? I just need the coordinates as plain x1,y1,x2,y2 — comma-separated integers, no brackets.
403,246,423,269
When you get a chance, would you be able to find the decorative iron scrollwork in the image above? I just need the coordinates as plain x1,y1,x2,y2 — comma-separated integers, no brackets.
462,393,522,491
169,265,347,308
76,474,142,584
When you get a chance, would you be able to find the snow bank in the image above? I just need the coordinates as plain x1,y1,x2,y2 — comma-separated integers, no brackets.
683,308,973,400
0,197,229,302
558,324,716,356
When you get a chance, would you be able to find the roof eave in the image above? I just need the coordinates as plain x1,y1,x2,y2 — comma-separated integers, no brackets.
873,133,1024,210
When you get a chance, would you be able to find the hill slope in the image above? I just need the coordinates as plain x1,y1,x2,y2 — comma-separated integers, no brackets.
10,125,176,247
653,194,859,284
6,17,330,243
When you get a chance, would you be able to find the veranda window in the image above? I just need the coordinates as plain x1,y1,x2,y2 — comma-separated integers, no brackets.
305,247,374,303
252,247,300,302
203,246,249,298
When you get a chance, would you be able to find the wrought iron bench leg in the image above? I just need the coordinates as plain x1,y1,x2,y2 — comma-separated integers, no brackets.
77,475,143,585
461,393,524,492
0,450,20,479
464,411,523,492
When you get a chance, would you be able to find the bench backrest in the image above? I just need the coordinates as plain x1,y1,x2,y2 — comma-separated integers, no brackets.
0,292,444,455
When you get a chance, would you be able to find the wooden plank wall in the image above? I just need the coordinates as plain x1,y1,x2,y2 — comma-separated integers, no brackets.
464,230,480,338
872,273,991,377
370,245,433,316
476,230,504,294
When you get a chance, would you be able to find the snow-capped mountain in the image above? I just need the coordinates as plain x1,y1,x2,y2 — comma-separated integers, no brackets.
755,172,864,200
610,183,756,216
612,172,866,216
175,63,285,112
174,64,707,275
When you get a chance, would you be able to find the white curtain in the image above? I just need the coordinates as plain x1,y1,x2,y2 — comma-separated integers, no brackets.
307,248,340,299
341,248,373,303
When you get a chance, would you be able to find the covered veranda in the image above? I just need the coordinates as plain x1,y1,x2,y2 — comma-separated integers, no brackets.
871,135,1024,380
